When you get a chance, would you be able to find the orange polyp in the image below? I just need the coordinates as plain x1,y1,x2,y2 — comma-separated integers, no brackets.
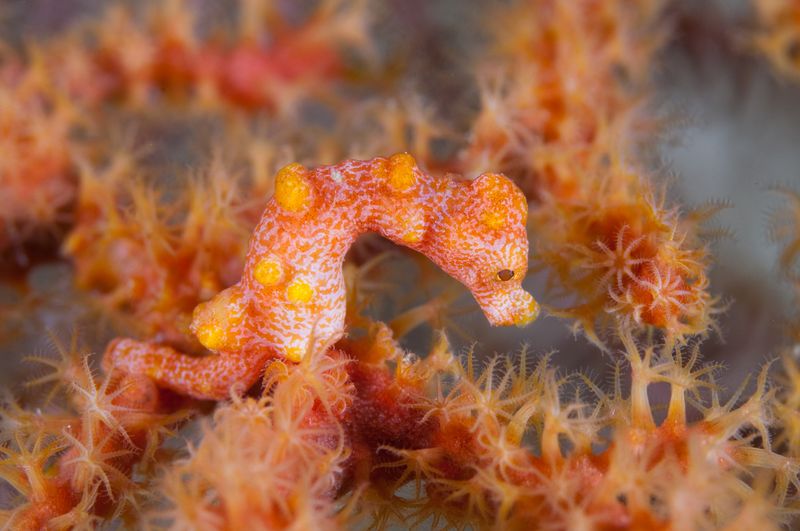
105,154,539,400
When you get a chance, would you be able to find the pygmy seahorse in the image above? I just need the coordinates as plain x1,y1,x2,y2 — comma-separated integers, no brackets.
105,153,539,399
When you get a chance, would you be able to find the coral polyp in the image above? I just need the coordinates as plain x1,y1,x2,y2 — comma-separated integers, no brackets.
533,168,717,345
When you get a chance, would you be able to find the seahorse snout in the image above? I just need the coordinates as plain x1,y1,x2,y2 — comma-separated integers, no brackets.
477,288,540,327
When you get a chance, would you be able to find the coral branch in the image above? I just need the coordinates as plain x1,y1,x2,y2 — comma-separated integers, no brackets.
459,0,717,345
1,352,188,529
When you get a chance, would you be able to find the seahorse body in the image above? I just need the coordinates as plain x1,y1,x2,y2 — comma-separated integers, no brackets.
106,154,539,399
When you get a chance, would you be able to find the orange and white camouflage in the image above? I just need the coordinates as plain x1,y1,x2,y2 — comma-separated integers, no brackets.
105,153,539,399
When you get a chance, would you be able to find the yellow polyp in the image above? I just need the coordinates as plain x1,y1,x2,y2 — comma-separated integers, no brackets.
387,152,417,192
284,346,305,362
274,163,311,212
254,257,283,287
286,278,314,304
265,360,290,384
191,287,245,351
196,322,229,351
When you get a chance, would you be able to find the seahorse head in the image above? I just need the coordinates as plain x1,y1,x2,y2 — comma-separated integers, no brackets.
425,172,540,327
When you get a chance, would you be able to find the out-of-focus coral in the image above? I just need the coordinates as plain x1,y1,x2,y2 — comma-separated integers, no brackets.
770,186,800,281
775,352,800,458
63,152,279,348
753,0,800,82
0,59,78,263
43,0,369,114
333,95,458,171
460,0,666,190
2,0,373,264
770,184,800,463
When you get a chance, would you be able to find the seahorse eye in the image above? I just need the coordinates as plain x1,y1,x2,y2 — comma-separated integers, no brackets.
496,269,514,282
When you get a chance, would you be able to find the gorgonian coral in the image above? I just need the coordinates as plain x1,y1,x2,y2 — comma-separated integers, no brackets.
2,1,799,529
0,337,186,529
63,152,275,349
39,0,368,114
353,336,790,529
0,59,78,263
458,0,718,346
4,316,796,528
530,161,720,347
156,351,353,529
